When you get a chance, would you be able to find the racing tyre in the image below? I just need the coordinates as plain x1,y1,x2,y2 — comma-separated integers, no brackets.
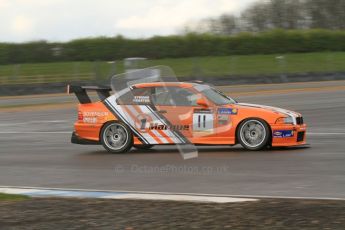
237,118,270,151
133,144,154,150
100,121,133,153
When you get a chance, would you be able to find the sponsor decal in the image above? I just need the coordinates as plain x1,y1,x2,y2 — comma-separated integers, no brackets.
83,117,97,123
217,114,229,121
218,108,238,115
82,111,109,123
273,130,294,138
133,96,150,104
83,111,109,117
134,113,189,132
194,109,213,114
149,124,189,131
134,114,152,132
217,114,229,125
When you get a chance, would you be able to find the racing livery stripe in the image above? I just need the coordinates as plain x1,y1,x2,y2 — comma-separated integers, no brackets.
143,105,185,143
112,103,158,144
104,99,150,145
138,105,183,144
238,103,300,124
127,105,174,144
121,105,157,143
155,128,175,144
145,105,191,144
104,94,190,145
103,99,149,145
121,103,181,144
150,130,169,143
105,96,170,145
238,103,300,117
145,105,188,144
124,105,162,144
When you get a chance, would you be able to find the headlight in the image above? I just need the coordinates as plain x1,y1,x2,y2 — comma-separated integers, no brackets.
275,117,294,124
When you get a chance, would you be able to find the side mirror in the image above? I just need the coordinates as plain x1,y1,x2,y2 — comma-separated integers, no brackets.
196,98,208,107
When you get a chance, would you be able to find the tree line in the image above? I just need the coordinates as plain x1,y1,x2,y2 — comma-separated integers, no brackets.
0,0,344,64
1,29,345,64
185,0,345,34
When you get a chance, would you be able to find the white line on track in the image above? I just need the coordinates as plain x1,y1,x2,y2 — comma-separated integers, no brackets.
1,186,345,201
0,186,256,203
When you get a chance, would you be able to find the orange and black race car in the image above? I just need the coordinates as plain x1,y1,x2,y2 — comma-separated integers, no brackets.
69,70,307,154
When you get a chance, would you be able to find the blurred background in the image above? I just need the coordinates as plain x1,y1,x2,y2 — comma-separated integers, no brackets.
0,0,344,95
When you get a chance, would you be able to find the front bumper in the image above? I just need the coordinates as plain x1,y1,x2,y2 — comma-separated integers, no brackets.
271,124,307,147
71,131,100,145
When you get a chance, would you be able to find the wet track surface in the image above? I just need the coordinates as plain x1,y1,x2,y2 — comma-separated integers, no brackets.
0,82,345,198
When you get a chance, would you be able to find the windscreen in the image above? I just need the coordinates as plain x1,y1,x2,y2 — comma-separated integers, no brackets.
107,66,198,160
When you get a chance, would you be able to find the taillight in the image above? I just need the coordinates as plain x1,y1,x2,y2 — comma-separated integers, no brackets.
78,111,83,121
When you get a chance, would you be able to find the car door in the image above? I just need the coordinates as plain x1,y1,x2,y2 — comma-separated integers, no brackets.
151,86,193,139
152,86,217,140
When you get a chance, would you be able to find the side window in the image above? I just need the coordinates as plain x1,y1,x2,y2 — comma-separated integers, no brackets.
117,88,152,105
152,87,198,106
151,87,173,105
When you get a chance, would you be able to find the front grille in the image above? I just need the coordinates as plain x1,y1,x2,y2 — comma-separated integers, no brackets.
297,131,305,142
296,117,304,125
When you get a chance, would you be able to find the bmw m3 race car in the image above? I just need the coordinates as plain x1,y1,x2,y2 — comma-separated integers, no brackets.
69,66,307,155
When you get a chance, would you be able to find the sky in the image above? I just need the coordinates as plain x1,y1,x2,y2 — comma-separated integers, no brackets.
0,0,258,42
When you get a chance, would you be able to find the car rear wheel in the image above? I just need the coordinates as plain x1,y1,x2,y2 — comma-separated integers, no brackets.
100,122,133,153
237,118,270,150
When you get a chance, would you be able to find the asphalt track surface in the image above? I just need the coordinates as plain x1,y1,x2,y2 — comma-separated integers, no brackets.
0,81,345,199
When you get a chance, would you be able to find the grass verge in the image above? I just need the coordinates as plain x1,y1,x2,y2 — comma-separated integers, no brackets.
0,193,29,201
1,52,345,84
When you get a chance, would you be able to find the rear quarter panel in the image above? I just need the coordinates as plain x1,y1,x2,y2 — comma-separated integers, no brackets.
75,102,116,141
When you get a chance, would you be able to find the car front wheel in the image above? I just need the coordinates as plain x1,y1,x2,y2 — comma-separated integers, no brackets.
237,118,270,150
100,122,133,153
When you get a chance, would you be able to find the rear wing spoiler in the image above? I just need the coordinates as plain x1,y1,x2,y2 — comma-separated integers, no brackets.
67,85,112,104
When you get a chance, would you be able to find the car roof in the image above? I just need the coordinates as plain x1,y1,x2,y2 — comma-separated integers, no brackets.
133,82,197,88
